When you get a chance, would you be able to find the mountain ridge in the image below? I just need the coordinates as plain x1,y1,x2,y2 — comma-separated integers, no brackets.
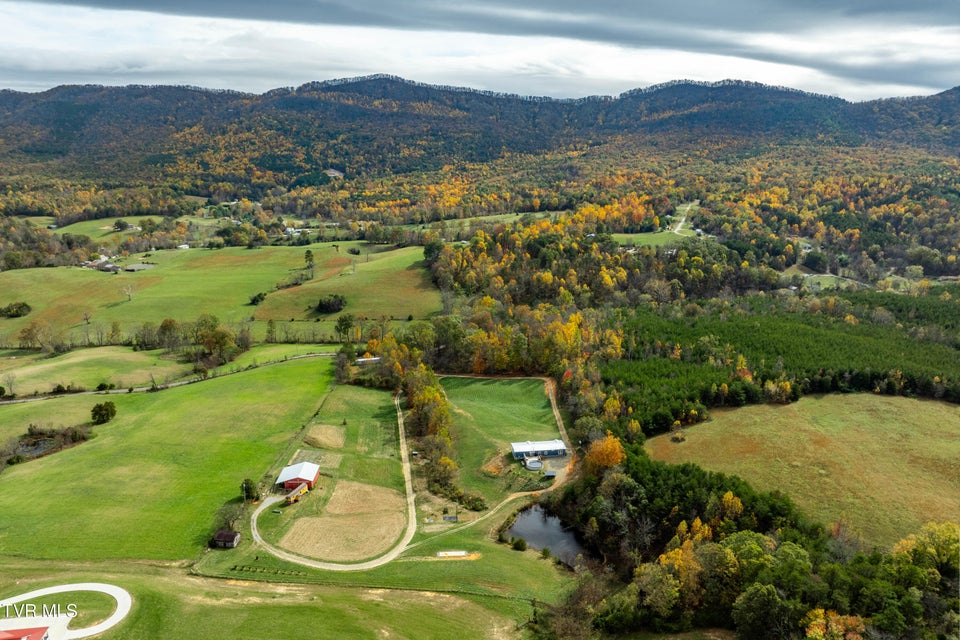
0,76,956,195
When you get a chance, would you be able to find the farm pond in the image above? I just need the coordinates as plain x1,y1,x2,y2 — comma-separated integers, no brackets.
506,505,585,566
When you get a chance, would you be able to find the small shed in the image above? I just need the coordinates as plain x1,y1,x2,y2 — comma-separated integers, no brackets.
212,530,241,548
276,461,321,490
510,439,567,460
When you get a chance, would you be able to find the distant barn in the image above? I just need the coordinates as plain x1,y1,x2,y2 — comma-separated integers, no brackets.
510,439,567,460
276,461,321,490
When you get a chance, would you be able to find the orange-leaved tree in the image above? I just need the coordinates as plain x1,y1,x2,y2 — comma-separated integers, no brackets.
584,430,626,475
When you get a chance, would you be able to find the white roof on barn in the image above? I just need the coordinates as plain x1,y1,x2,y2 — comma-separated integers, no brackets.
510,439,566,455
276,461,320,485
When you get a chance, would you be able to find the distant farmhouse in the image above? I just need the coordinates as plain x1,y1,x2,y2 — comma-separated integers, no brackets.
276,461,320,491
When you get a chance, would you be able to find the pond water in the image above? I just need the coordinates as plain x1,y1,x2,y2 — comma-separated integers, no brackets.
506,504,586,566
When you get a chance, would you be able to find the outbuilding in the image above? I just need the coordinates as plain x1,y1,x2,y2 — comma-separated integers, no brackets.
276,461,321,490
510,439,567,460
212,530,241,549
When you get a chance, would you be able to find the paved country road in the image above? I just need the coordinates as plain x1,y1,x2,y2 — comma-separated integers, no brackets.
0,582,132,639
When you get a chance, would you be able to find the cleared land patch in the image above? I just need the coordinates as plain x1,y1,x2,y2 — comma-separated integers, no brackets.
279,480,405,561
289,447,343,469
0,346,190,395
305,423,347,449
441,377,565,502
645,394,960,548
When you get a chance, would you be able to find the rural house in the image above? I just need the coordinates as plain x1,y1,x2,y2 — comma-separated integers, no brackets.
212,530,241,549
510,439,567,460
276,461,321,490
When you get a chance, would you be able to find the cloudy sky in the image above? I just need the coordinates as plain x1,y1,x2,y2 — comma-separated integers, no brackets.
1,0,958,101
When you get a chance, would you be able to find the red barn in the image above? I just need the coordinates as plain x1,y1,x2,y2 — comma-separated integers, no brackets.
0,628,50,640
276,461,321,490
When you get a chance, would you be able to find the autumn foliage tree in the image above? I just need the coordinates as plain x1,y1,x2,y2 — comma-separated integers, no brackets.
584,430,626,475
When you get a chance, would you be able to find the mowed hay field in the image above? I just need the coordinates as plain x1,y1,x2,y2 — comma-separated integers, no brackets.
280,481,406,561
442,377,563,502
0,346,191,395
0,242,441,344
0,358,332,560
645,394,960,548
254,243,442,322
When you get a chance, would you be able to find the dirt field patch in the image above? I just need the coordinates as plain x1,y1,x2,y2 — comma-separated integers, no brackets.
279,481,406,561
324,480,404,515
304,423,346,449
289,448,343,469
281,513,406,561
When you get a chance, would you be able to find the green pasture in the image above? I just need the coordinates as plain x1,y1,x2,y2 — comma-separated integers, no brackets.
0,242,441,346
0,346,191,396
211,343,337,373
441,377,562,502
645,394,960,549
0,562,524,640
51,216,163,242
804,274,860,291
254,243,442,325
23,216,56,228
0,358,332,560
613,230,683,247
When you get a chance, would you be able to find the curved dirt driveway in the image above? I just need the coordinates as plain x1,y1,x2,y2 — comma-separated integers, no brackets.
253,376,573,570
0,582,132,639
250,393,417,571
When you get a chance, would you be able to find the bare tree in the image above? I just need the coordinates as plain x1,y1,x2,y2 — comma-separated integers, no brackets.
121,284,134,302
2,373,15,396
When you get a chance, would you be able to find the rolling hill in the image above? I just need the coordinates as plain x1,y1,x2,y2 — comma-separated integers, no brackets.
0,76,956,189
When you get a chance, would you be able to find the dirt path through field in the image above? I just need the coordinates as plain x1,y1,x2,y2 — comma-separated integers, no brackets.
252,375,573,569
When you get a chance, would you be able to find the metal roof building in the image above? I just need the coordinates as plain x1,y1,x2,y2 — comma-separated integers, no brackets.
510,439,567,459
276,461,321,490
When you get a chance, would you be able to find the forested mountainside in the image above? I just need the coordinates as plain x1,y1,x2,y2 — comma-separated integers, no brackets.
1,76,958,639
0,76,956,187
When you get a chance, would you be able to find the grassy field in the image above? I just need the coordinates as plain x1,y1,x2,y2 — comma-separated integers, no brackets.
613,230,685,247
645,394,960,548
254,243,441,324
0,561,526,640
51,216,164,242
0,358,332,560
441,377,563,503
0,242,441,345
0,346,192,395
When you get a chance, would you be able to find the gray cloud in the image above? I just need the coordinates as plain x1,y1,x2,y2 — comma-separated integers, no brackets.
17,0,960,91
5,0,959,97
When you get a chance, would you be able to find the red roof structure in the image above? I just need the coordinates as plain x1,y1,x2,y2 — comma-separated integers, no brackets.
0,628,50,640
276,461,321,490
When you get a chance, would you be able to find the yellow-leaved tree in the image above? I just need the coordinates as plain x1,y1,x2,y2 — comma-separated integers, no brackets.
585,430,626,475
